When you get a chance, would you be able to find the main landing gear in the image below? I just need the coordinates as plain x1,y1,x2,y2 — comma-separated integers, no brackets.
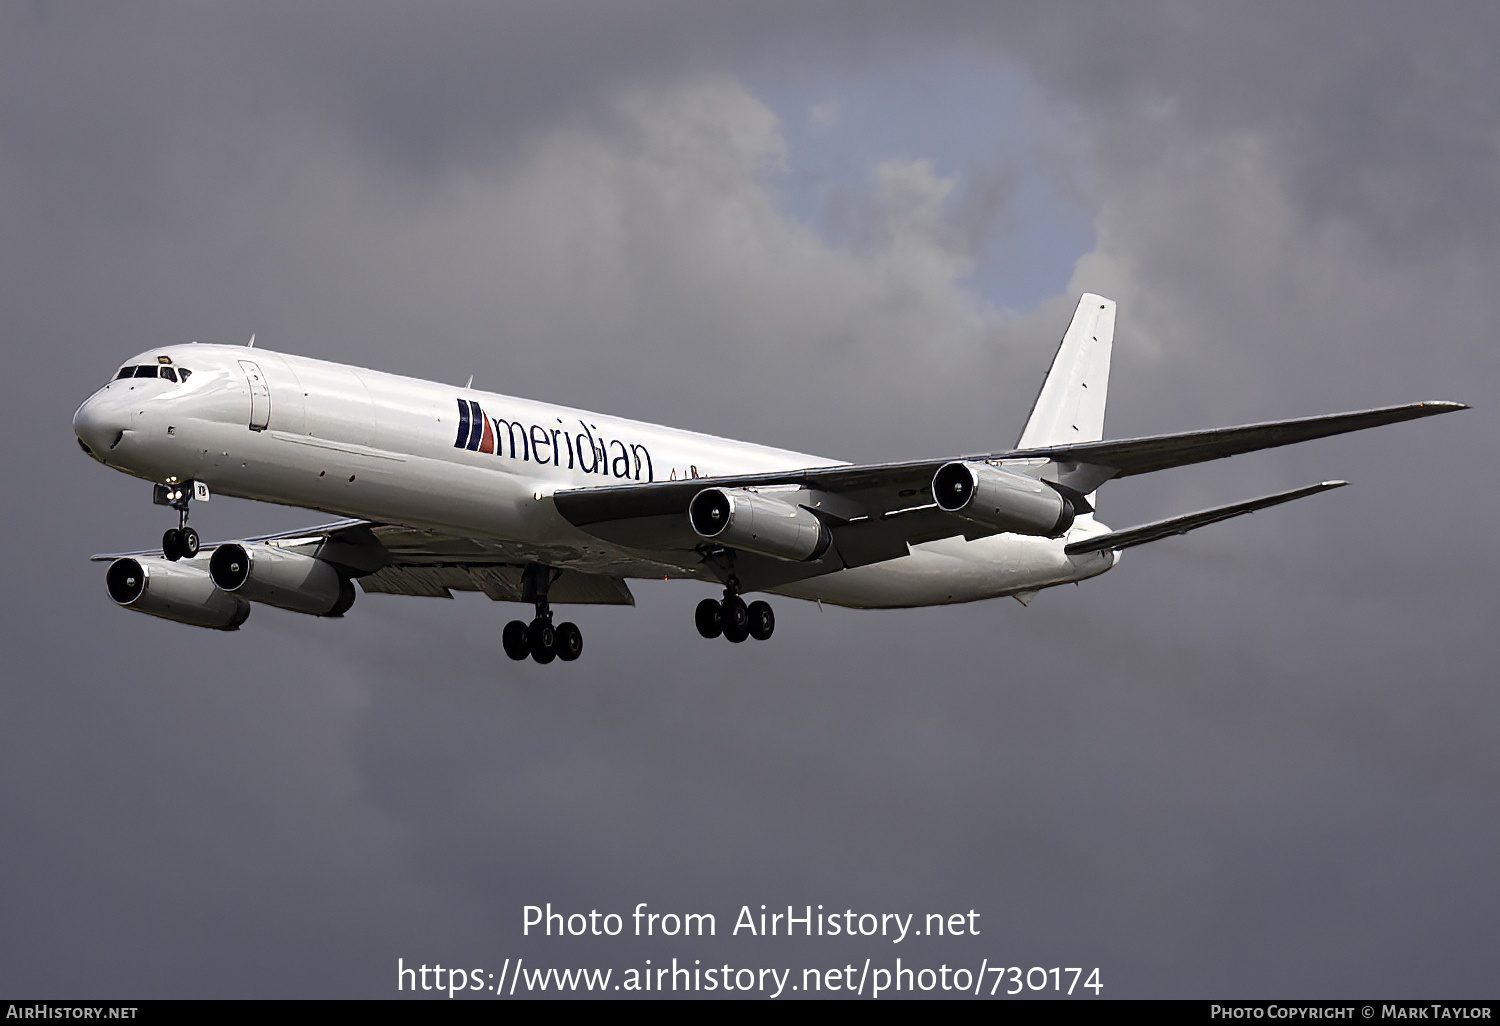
501,612,582,665
154,481,200,561
502,566,583,665
695,576,775,643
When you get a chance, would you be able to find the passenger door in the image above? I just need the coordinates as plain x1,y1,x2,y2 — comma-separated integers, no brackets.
239,360,271,431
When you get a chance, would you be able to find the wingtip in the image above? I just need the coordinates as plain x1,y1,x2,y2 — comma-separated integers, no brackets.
1419,400,1468,411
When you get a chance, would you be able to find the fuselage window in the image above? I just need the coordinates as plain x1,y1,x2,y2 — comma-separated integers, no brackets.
160,366,178,382
177,368,192,382
133,365,159,378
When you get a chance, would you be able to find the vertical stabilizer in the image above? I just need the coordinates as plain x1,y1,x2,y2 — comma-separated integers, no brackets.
1016,294,1115,448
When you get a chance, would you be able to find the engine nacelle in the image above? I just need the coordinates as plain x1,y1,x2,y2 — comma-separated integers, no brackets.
689,487,832,562
105,556,251,630
209,542,356,617
932,461,1075,537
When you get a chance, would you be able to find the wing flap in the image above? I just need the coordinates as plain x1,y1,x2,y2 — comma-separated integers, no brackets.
1064,481,1347,555
357,564,634,605
358,564,467,599
831,506,992,568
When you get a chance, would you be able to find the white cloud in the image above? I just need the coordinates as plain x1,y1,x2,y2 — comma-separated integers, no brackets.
341,75,1044,459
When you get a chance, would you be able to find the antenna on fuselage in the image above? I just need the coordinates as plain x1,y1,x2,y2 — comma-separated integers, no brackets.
466,374,474,389
247,334,255,348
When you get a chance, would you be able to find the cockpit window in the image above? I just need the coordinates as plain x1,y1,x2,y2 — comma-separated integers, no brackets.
114,363,191,383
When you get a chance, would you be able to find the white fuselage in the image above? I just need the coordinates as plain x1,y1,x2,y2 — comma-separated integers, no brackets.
73,343,1115,608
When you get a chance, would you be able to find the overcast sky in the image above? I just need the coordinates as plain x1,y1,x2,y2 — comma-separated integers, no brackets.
2,2,1496,999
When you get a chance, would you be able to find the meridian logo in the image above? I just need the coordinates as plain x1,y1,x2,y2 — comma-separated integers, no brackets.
454,399,655,482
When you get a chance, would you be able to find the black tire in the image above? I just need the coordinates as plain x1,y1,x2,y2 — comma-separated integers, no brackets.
162,528,182,562
528,618,557,664
179,526,200,559
502,620,530,661
556,622,583,662
695,598,723,639
747,600,775,641
721,597,750,643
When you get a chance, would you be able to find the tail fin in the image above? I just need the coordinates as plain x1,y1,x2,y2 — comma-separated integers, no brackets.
1016,294,1115,448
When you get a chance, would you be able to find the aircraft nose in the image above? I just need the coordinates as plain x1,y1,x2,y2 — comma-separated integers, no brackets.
73,391,130,458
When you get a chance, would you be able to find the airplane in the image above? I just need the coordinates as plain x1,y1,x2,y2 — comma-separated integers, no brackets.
73,294,1465,664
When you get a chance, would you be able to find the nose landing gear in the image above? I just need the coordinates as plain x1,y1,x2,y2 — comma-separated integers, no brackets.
162,525,200,562
154,481,202,561
695,576,775,643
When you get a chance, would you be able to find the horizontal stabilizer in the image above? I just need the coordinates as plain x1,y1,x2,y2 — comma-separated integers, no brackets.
1064,481,1347,555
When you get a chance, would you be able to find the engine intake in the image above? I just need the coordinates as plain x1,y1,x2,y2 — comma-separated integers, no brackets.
688,487,832,562
209,543,355,617
105,556,251,630
932,461,1075,537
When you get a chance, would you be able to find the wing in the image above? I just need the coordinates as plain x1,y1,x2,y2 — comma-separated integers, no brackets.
1022,401,1466,494
553,401,1465,584
345,523,635,604
89,517,372,561
93,519,636,605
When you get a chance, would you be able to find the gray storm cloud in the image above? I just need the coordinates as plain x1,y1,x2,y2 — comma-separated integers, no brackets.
1,2,1493,998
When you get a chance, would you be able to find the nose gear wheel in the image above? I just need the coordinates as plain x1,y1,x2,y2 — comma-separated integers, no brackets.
156,482,200,561
161,526,200,562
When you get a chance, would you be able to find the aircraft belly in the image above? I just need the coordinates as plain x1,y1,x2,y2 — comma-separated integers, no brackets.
207,441,545,537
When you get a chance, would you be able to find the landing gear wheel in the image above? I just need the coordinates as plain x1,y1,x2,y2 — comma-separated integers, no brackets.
502,620,530,661
747,601,775,641
556,622,583,662
158,481,199,562
721,597,750,643
528,617,557,664
695,598,724,639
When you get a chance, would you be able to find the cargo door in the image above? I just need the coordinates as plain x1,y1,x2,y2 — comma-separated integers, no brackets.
239,360,272,431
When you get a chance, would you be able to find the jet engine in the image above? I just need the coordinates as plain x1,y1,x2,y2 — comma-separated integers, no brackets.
209,542,356,617
105,556,251,630
931,461,1075,537
688,487,832,562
